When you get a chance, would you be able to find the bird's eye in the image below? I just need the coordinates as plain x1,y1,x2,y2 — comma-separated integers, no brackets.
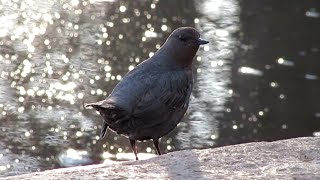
178,35,187,42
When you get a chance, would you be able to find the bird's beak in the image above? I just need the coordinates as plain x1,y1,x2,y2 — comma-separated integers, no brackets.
197,38,209,45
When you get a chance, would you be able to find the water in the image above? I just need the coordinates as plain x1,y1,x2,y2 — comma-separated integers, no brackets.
0,0,320,177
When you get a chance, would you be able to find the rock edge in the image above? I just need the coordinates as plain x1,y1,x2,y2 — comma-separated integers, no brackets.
2,137,320,180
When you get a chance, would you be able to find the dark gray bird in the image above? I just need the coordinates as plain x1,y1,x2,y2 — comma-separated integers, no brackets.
85,27,209,160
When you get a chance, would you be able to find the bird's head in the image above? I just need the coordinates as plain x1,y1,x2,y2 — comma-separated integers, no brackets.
159,27,209,67
169,27,209,47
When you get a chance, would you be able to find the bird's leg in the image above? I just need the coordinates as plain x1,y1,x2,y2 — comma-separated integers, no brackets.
129,139,138,160
153,138,161,155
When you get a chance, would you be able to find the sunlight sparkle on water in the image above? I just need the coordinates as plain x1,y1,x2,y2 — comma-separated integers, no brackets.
279,94,286,99
313,131,320,136
161,25,168,31
210,135,217,139
25,131,31,137
0,166,7,171
70,0,79,6
211,61,217,67
102,152,113,159
18,97,24,102
239,66,263,76
217,60,224,66
277,58,294,66
144,30,157,38
76,131,83,137
128,65,135,71
104,65,111,72
215,29,229,37
58,148,89,166
146,147,152,153
270,82,279,88
305,8,320,18
18,107,24,113
305,74,318,80
96,89,103,95
27,89,35,96
77,93,84,99
119,5,126,12
51,82,76,91
258,111,264,116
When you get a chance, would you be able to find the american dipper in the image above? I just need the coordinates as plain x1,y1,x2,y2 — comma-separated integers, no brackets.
85,27,209,160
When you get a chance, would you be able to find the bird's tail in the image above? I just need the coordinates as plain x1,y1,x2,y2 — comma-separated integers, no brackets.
84,103,99,109
84,100,116,109
100,121,108,138
85,99,128,138
85,100,113,139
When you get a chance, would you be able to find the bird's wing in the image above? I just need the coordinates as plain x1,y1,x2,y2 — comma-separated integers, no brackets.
128,70,192,129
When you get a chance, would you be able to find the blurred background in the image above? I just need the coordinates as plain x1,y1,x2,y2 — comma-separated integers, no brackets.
0,0,320,177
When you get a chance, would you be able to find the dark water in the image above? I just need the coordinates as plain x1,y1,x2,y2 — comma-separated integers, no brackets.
0,0,319,177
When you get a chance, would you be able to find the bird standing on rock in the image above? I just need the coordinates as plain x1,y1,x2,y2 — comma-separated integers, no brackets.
85,27,209,160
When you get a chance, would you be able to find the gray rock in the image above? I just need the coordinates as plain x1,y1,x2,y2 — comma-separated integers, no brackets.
2,137,320,180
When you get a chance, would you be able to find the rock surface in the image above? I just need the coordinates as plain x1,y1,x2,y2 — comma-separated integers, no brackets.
2,137,320,180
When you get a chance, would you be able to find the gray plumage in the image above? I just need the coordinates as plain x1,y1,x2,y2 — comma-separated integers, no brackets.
85,27,209,160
